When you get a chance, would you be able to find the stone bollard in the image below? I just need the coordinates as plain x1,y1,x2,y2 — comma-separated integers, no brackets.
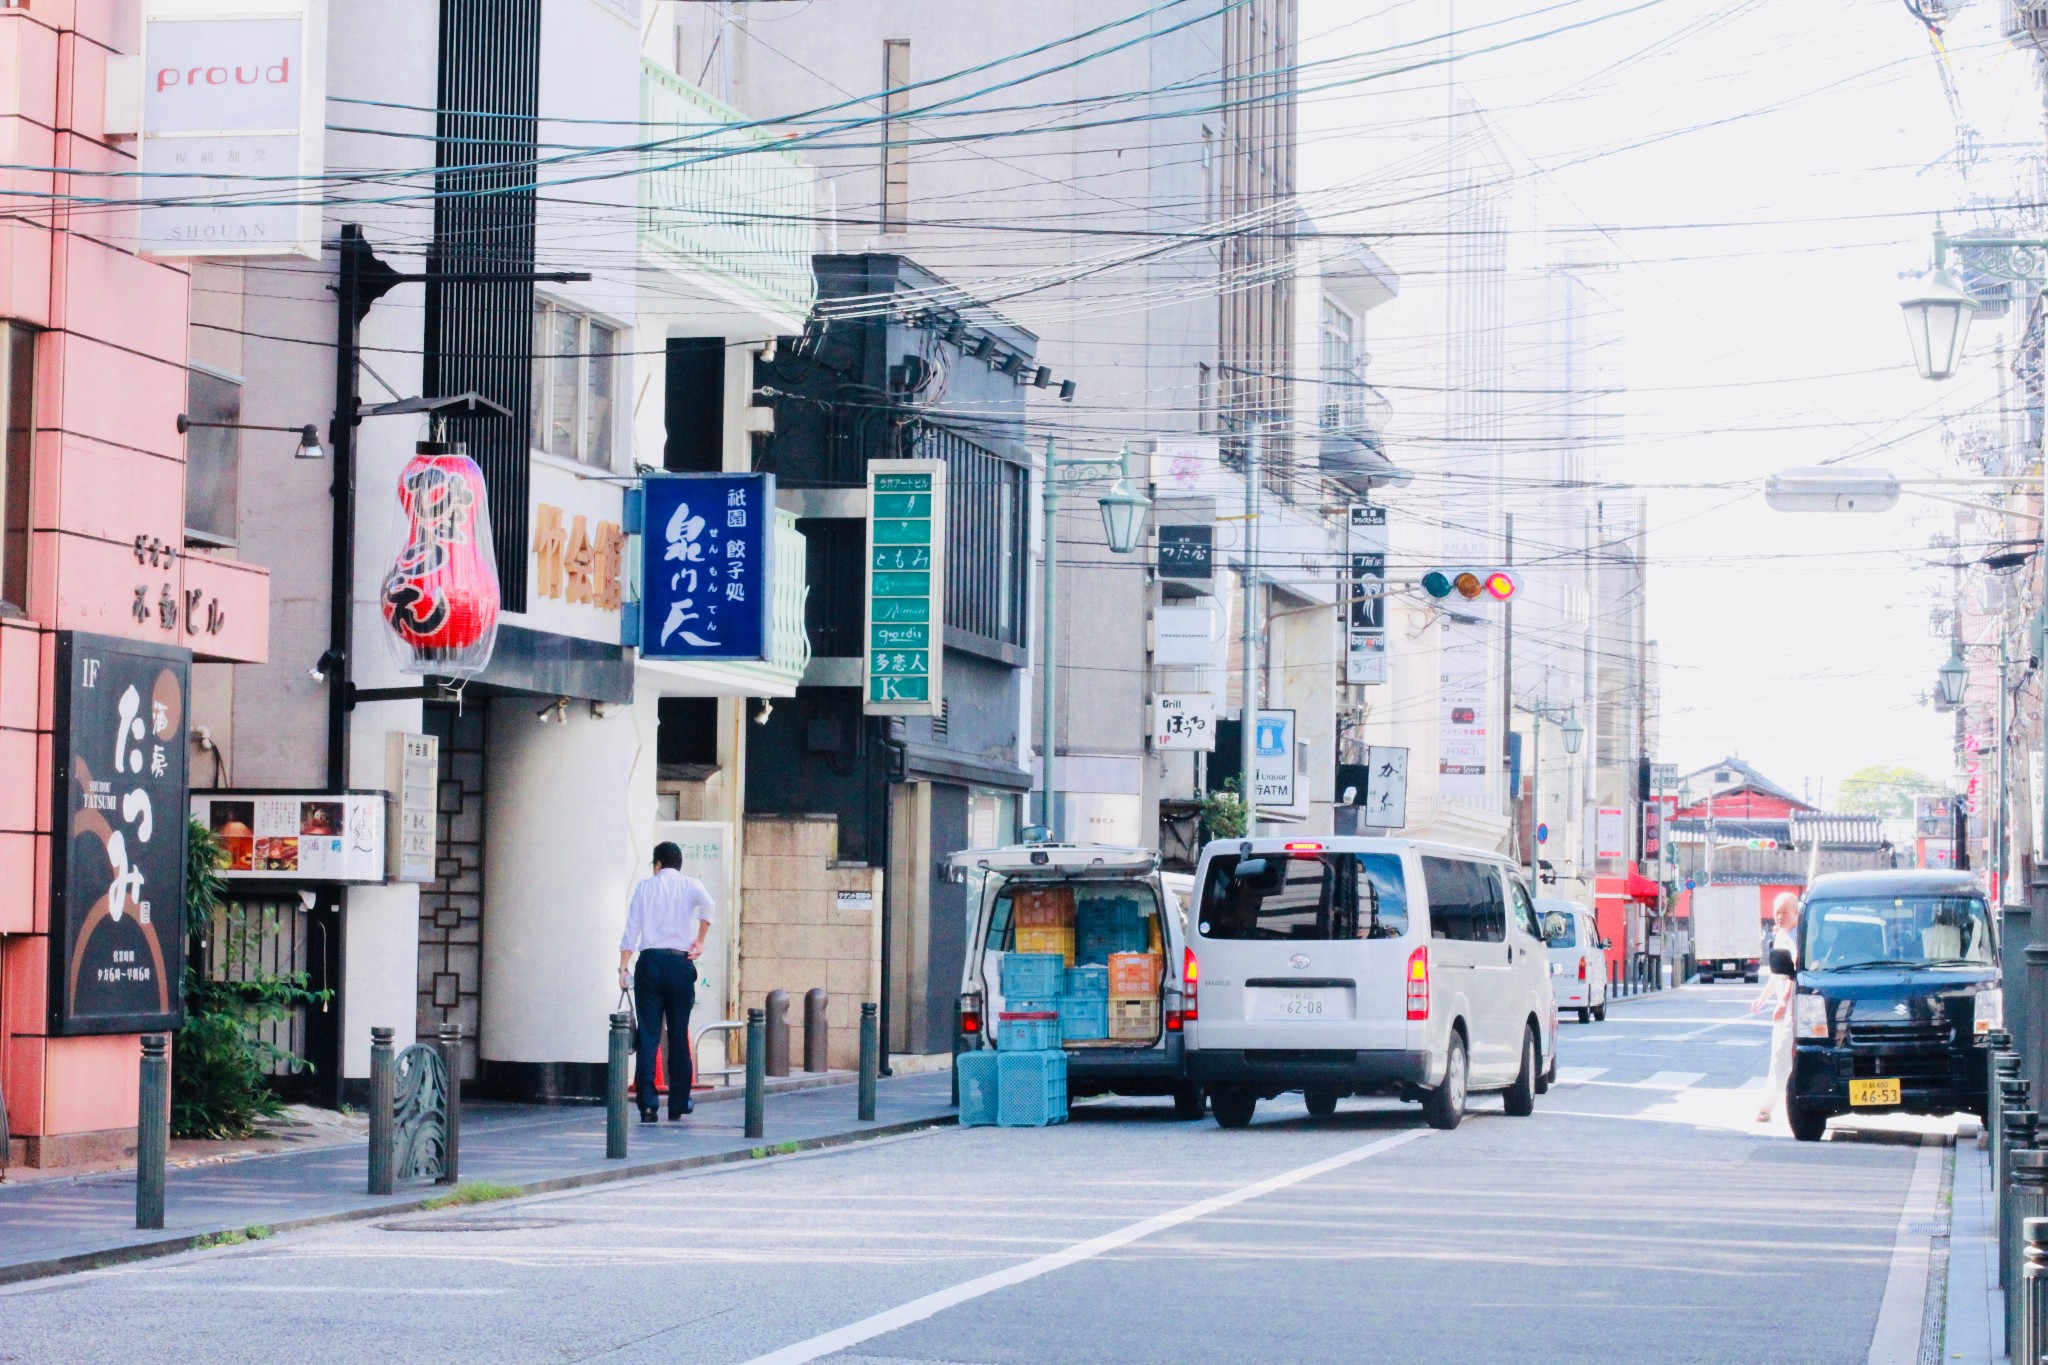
135,1035,169,1230
435,1023,463,1185
2011,1151,2048,1357
606,1011,631,1160
745,1008,767,1140
859,1002,879,1122
803,989,829,1073
765,989,791,1078
1994,1054,2022,1185
2023,1215,2048,1365
2006,1110,2041,1293
368,1027,395,1196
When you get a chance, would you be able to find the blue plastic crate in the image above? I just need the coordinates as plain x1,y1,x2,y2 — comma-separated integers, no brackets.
1057,995,1109,1042
996,1050,1068,1126
997,1012,1061,1051
1064,965,1109,998
1003,996,1056,1015
957,1050,1001,1127
1000,952,1066,1000
1073,900,1151,965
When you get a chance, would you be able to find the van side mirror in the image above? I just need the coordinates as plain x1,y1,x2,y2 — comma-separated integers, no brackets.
1768,947,1796,977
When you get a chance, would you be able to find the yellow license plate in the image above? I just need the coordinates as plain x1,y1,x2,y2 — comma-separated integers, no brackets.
1850,1078,1902,1107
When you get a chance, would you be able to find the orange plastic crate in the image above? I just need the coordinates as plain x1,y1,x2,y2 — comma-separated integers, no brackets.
1108,951,1163,996
1012,886,1074,928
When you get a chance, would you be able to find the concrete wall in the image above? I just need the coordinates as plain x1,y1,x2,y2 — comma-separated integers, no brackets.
739,815,883,1072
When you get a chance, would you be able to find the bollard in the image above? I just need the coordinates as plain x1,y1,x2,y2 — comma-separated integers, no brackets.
745,1008,767,1139
2011,1150,2048,1357
2005,1109,2040,1294
368,1027,395,1196
1994,1054,2021,1183
435,1023,463,1185
765,989,791,1078
135,1035,169,1230
2023,1214,2048,1365
803,989,829,1074
859,1002,879,1122
607,1011,631,1160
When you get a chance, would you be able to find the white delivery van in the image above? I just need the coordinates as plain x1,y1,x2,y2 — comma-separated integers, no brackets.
1538,898,1607,1023
1186,837,1557,1130
952,842,1202,1118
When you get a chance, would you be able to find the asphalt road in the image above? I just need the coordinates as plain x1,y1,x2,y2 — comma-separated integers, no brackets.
0,984,1947,1364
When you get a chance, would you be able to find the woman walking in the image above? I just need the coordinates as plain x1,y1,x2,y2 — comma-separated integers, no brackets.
1754,892,1801,1124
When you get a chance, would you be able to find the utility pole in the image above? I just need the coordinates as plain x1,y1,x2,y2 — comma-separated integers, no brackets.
1239,430,1261,831
1502,511,1515,833
1040,438,1061,836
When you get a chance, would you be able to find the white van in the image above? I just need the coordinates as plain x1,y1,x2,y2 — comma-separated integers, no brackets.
952,842,1202,1118
1185,837,1557,1129
1537,898,1607,1023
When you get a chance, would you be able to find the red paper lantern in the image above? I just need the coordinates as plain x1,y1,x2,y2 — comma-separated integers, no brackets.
380,442,500,677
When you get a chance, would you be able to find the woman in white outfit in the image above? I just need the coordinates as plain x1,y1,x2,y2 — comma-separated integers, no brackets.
1754,893,1801,1123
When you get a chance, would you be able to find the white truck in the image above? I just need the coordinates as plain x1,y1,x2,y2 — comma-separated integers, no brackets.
1691,885,1766,983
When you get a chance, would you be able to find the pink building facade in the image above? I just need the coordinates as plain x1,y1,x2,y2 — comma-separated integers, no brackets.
1,0,270,1168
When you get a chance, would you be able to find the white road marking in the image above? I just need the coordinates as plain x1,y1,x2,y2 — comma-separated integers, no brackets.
1637,1071,1706,1091
1866,1139,1945,1365
1554,1066,1609,1085
148,1285,509,1296
1717,1038,1763,1047
739,1128,1432,1365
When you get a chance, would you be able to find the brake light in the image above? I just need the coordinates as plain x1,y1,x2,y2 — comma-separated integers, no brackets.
1183,947,1199,1022
1283,841,1325,852
960,995,981,1035
1578,956,1587,981
1406,946,1429,1020
1165,1011,1183,1032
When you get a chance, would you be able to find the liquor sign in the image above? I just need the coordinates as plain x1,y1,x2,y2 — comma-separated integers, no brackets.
1345,505,1388,684
639,473,776,661
49,633,190,1036
1157,524,1214,582
1363,745,1410,829
1151,694,1215,751
191,790,386,883
138,1,328,258
1252,709,1297,807
381,444,501,677
387,732,438,883
864,459,947,716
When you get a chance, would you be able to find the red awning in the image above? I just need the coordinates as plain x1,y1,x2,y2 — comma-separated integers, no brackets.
1624,871,1661,902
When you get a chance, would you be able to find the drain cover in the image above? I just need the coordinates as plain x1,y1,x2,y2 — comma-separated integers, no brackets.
377,1216,565,1233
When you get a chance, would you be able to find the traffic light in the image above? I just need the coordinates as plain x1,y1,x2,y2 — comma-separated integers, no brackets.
1744,837,1779,851
1421,569,1518,602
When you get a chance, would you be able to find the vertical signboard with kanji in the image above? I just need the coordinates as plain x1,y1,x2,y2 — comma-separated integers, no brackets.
865,459,947,717
639,473,776,661
1363,745,1409,829
1346,505,1387,684
49,633,190,1035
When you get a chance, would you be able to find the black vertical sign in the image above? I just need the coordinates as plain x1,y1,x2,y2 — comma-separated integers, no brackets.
1157,523,1214,582
48,632,190,1035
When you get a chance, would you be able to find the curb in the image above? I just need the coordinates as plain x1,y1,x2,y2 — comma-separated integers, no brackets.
0,1110,956,1288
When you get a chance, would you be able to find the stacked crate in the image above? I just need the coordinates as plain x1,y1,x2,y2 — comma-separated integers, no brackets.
959,950,1069,1126
1108,952,1164,1041
1012,885,1074,965
1060,965,1109,1042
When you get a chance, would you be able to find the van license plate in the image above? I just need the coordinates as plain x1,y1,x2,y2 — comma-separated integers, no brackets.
1849,1078,1901,1107
1281,990,1332,1017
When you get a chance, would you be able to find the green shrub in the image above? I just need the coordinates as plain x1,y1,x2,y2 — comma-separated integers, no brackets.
1200,778,1248,841
170,820,331,1140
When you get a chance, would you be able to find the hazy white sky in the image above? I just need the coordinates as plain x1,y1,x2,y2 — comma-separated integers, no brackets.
1301,0,2040,801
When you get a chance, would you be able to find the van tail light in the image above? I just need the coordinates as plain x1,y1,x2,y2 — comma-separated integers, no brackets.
1183,947,1199,1022
1578,956,1587,981
1165,1010,1184,1032
959,993,982,1038
1406,946,1429,1021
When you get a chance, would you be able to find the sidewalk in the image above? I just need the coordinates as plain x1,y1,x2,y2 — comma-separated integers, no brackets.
0,1069,956,1284
1946,1135,2004,1363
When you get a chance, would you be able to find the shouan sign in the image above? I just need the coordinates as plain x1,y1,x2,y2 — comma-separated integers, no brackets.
138,3,327,258
48,633,190,1036
1157,524,1213,582
1251,709,1297,807
388,733,438,883
864,460,947,716
1151,694,1215,751
639,473,776,661
190,790,386,883
1362,745,1410,829
1345,505,1388,685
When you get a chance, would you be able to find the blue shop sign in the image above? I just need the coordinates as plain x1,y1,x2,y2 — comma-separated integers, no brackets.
639,473,776,661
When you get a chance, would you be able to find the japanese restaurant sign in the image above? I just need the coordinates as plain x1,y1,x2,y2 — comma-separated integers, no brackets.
639,473,776,661
864,459,947,717
190,790,386,883
48,633,190,1036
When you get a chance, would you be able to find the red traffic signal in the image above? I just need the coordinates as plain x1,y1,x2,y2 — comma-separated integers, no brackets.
1421,569,1518,602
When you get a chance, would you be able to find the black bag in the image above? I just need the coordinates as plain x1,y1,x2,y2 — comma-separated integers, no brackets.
619,988,638,1053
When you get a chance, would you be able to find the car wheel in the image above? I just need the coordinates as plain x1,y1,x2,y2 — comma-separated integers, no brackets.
1304,1089,1340,1119
1504,1028,1538,1117
1788,1101,1828,1143
1577,1007,1591,1024
1592,1003,1607,1022
1172,1084,1207,1121
1423,1032,1468,1131
1211,1088,1257,1129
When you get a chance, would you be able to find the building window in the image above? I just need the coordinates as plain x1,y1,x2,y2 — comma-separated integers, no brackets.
1319,299,1358,432
0,323,32,608
531,300,619,469
185,364,241,547
920,422,1027,649
881,40,910,233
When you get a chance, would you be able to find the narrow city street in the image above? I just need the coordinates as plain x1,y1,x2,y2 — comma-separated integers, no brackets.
0,986,1946,1365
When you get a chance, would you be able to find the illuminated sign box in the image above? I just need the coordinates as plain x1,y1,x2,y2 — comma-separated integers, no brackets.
191,789,388,884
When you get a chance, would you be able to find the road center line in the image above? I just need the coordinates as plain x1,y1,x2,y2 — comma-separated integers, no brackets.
740,1128,1432,1365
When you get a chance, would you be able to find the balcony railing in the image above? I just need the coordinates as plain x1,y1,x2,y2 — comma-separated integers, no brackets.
640,60,816,322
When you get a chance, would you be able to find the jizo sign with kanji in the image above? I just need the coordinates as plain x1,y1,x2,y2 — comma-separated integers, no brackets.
639,473,776,661
865,460,947,717
49,633,191,1035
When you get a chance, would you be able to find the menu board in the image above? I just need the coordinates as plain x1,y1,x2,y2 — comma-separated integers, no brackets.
191,790,387,883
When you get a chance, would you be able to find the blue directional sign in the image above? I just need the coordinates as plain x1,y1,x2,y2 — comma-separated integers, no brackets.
639,473,775,661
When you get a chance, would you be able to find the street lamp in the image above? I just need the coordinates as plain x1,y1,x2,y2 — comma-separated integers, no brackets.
1561,712,1585,756
1764,467,1901,514
1899,261,1979,382
1936,647,1968,708
177,412,325,460
1038,440,1148,837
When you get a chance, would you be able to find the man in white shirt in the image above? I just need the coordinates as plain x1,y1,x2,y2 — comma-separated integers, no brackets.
618,841,715,1121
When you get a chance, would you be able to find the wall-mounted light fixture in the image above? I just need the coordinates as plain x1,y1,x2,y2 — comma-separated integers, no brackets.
179,412,324,460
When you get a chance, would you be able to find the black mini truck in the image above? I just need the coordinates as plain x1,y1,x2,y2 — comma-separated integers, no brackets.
1786,870,2002,1142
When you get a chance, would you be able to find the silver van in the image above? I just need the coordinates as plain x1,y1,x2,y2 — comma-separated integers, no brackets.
952,841,1202,1118
1185,837,1558,1129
